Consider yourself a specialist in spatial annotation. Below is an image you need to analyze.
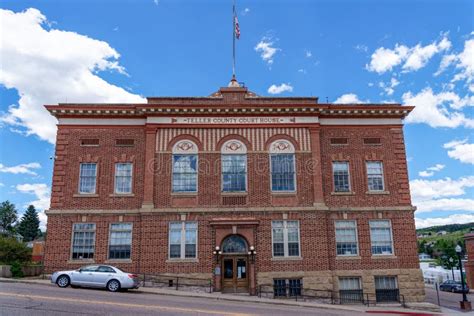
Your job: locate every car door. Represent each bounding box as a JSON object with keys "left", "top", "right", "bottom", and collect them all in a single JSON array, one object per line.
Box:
[
  {"left": 94, "top": 266, "right": 116, "bottom": 287},
  {"left": 73, "top": 265, "right": 99, "bottom": 286}
]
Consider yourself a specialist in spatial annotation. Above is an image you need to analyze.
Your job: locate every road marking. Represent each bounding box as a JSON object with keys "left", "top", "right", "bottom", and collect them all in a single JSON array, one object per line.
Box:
[{"left": 0, "top": 292, "right": 254, "bottom": 316}]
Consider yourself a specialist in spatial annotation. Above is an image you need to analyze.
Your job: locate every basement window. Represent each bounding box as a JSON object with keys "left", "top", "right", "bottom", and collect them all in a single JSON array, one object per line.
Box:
[{"left": 80, "top": 139, "right": 99, "bottom": 147}]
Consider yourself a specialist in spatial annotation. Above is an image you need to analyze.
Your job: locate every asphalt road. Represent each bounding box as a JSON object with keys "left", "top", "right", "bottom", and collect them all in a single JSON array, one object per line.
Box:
[
  {"left": 0, "top": 282, "right": 370, "bottom": 316},
  {"left": 424, "top": 284, "right": 473, "bottom": 313}
]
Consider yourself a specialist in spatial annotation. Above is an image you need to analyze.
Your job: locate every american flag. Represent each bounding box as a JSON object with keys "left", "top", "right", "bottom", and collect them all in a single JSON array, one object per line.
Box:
[{"left": 234, "top": 16, "right": 240, "bottom": 39}]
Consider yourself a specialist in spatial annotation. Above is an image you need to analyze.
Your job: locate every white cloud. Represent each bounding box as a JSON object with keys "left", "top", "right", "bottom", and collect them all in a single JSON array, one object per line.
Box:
[
  {"left": 366, "top": 44, "right": 409, "bottom": 74},
  {"left": 402, "top": 87, "right": 474, "bottom": 128},
  {"left": 0, "top": 8, "right": 145, "bottom": 144},
  {"left": 411, "top": 176, "right": 474, "bottom": 200},
  {"left": 0, "top": 162, "right": 41, "bottom": 176},
  {"left": 444, "top": 139, "right": 474, "bottom": 164},
  {"left": 435, "top": 53, "right": 457, "bottom": 76},
  {"left": 379, "top": 77, "right": 400, "bottom": 96},
  {"left": 416, "top": 214, "right": 474, "bottom": 229},
  {"left": 411, "top": 176, "right": 474, "bottom": 213},
  {"left": 16, "top": 183, "right": 50, "bottom": 230},
  {"left": 153, "top": 0, "right": 159, "bottom": 6},
  {"left": 298, "top": 69, "right": 307, "bottom": 74},
  {"left": 255, "top": 37, "right": 280, "bottom": 65},
  {"left": 452, "top": 38, "right": 474, "bottom": 84},
  {"left": 366, "top": 35, "right": 451, "bottom": 74},
  {"left": 0, "top": 183, "right": 4, "bottom": 187},
  {"left": 241, "top": 8, "right": 250, "bottom": 15},
  {"left": 267, "top": 83, "right": 293, "bottom": 95},
  {"left": 403, "top": 37, "right": 451, "bottom": 72},
  {"left": 305, "top": 50, "right": 312, "bottom": 58},
  {"left": 418, "top": 164, "right": 445, "bottom": 177},
  {"left": 334, "top": 93, "right": 365, "bottom": 104}
]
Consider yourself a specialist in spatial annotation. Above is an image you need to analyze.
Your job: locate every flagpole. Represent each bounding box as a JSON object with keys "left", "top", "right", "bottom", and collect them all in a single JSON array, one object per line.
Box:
[{"left": 232, "top": 0, "right": 236, "bottom": 79}]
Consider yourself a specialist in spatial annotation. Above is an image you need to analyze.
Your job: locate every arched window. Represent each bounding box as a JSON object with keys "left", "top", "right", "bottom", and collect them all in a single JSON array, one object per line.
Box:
[
  {"left": 172, "top": 140, "right": 198, "bottom": 192},
  {"left": 221, "top": 235, "right": 248, "bottom": 254},
  {"left": 221, "top": 140, "right": 247, "bottom": 192},
  {"left": 269, "top": 140, "right": 296, "bottom": 192}
]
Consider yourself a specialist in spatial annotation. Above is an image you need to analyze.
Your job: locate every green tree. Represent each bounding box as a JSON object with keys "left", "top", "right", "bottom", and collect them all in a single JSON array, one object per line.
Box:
[
  {"left": 0, "top": 236, "right": 31, "bottom": 264},
  {"left": 17, "top": 205, "right": 40, "bottom": 242},
  {"left": 0, "top": 201, "right": 18, "bottom": 236}
]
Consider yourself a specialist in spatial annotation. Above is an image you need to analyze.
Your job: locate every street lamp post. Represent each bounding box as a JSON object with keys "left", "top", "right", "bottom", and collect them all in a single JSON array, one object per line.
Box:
[
  {"left": 455, "top": 244, "right": 472, "bottom": 311},
  {"left": 449, "top": 257, "right": 455, "bottom": 280}
]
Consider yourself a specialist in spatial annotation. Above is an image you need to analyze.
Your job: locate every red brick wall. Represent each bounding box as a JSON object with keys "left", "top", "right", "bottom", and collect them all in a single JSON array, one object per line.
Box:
[
  {"left": 50, "top": 126, "right": 146, "bottom": 210},
  {"left": 44, "top": 210, "right": 419, "bottom": 274},
  {"left": 320, "top": 126, "right": 412, "bottom": 208}
]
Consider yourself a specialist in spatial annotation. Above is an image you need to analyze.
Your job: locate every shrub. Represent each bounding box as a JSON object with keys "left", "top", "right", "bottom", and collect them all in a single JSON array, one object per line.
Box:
[
  {"left": 10, "top": 261, "right": 24, "bottom": 278},
  {"left": 0, "top": 236, "right": 31, "bottom": 265}
]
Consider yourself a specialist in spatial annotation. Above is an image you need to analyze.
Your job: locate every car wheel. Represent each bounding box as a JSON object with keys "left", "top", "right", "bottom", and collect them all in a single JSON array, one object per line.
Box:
[
  {"left": 107, "top": 279, "right": 121, "bottom": 292},
  {"left": 56, "top": 275, "right": 70, "bottom": 288},
  {"left": 452, "top": 288, "right": 455, "bottom": 293}
]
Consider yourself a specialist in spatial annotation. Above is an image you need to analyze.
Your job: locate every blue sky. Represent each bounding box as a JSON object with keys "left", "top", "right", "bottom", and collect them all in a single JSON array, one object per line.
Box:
[{"left": 0, "top": 0, "right": 473, "bottom": 229}]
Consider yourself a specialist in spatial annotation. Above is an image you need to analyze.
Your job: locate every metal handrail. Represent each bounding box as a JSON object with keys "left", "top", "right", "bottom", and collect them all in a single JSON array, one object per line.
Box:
[{"left": 139, "top": 273, "right": 213, "bottom": 293}]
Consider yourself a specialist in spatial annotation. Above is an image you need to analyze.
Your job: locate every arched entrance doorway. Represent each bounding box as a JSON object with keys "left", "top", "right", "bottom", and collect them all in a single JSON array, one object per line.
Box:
[{"left": 221, "top": 235, "right": 249, "bottom": 293}]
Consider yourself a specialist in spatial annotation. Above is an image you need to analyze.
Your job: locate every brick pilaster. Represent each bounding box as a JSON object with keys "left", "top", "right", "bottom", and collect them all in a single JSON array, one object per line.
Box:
[
  {"left": 309, "top": 126, "right": 327, "bottom": 208},
  {"left": 142, "top": 126, "right": 157, "bottom": 208}
]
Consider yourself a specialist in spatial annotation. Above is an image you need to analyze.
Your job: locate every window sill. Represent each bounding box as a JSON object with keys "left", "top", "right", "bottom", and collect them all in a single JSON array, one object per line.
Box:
[
  {"left": 73, "top": 194, "right": 99, "bottom": 198},
  {"left": 67, "top": 259, "right": 95, "bottom": 264},
  {"left": 109, "top": 193, "right": 135, "bottom": 197},
  {"left": 105, "top": 259, "right": 132, "bottom": 264},
  {"left": 366, "top": 191, "right": 390, "bottom": 195},
  {"left": 336, "top": 255, "right": 361, "bottom": 260},
  {"left": 271, "top": 256, "right": 302, "bottom": 261},
  {"left": 331, "top": 191, "right": 355, "bottom": 196},
  {"left": 166, "top": 258, "right": 199, "bottom": 263},
  {"left": 371, "top": 254, "right": 397, "bottom": 259},
  {"left": 271, "top": 191, "right": 297, "bottom": 196},
  {"left": 171, "top": 192, "right": 198, "bottom": 196},
  {"left": 221, "top": 192, "right": 248, "bottom": 196}
]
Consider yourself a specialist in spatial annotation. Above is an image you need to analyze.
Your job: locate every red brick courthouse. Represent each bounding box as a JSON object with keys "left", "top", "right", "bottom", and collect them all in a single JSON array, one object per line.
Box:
[{"left": 44, "top": 81, "right": 424, "bottom": 302}]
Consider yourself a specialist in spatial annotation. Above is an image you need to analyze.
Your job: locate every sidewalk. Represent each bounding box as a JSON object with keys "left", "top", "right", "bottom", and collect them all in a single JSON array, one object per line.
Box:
[{"left": 0, "top": 277, "right": 443, "bottom": 315}]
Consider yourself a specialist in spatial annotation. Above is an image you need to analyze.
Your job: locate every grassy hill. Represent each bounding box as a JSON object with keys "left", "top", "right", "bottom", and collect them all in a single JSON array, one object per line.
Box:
[
  {"left": 416, "top": 222, "right": 473, "bottom": 258},
  {"left": 417, "top": 222, "right": 474, "bottom": 235}
]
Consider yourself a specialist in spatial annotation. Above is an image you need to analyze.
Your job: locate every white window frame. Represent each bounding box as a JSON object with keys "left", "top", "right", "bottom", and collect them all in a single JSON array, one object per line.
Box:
[
  {"left": 332, "top": 161, "right": 351, "bottom": 192},
  {"left": 369, "top": 220, "right": 394, "bottom": 255},
  {"left": 107, "top": 222, "right": 133, "bottom": 260},
  {"left": 71, "top": 223, "right": 96, "bottom": 260},
  {"left": 172, "top": 154, "right": 198, "bottom": 193},
  {"left": 271, "top": 220, "right": 301, "bottom": 258},
  {"left": 335, "top": 220, "right": 359, "bottom": 256},
  {"left": 168, "top": 221, "right": 198, "bottom": 259},
  {"left": 366, "top": 161, "right": 385, "bottom": 192},
  {"left": 270, "top": 153, "right": 297, "bottom": 192},
  {"left": 78, "top": 163, "right": 97, "bottom": 194},
  {"left": 114, "top": 163, "right": 133, "bottom": 194},
  {"left": 221, "top": 154, "right": 248, "bottom": 192}
]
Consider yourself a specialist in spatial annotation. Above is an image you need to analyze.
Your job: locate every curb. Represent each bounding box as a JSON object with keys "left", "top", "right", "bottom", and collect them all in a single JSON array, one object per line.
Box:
[{"left": 0, "top": 278, "right": 442, "bottom": 315}]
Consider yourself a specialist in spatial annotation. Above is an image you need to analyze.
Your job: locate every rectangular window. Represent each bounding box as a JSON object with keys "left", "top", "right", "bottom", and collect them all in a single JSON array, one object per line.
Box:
[
  {"left": 108, "top": 223, "right": 132, "bottom": 259},
  {"left": 272, "top": 220, "right": 300, "bottom": 257},
  {"left": 169, "top": 222, "right": 197, "bottom": 259},
  {"left": 333, "top": 162, "right": 350, "bottom": 192},
  {"left": 363, "top": 137, "right": 381, "bottom": 145},
  {"left": 339, "top": 277, "right": 363, "bottom": 304},
  {"left": 80, "top": 139, "right": 99, "bottom": 146},
  {"left": 172, "top": 155, "right": 198, "bottom": 192},
  {"left": 367, "top": 161, "right": 385, "bottom": 191},
  {"left": 222, "top": 154, "right": 247, "bottom": 192},
  {"left": 271, "top": 154, "right": 296, "bottom": 191},
  {"left": 273, "top": 279, "right": 302, "bottom": 297},
  {"left": 370, "top": 220, "right": 393, "bottom": 255},
  {"left": 375, "top": 276, "right": 399, "bottom": 302},
  {"left": 330, "top": 138, "right": 348, "bottom": 145},
  {"left": 115, "top": 139, "right": 135, "bottom": 147},
  {"left": 335, "top": 220, "right": 358, "bottom": 256},
  {"left": 115, "top": 163, "right": 133, "bottom": 194},
  {"left": 79, "top": 163, "right": 97, "bottom": 194},
  {"left": 72, "top": 223, "right": 96, "bottom": 259}
]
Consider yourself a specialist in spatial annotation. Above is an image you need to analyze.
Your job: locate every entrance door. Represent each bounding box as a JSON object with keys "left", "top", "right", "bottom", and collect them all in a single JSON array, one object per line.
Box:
[{"left": 222, "top": 257, "right": 248, "bottom": 293}]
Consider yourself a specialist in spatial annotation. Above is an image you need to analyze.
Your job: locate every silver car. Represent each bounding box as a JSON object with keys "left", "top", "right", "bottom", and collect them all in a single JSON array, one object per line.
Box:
[{"left": 51, "top": 265, "right": 140, "bottom": 292}]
